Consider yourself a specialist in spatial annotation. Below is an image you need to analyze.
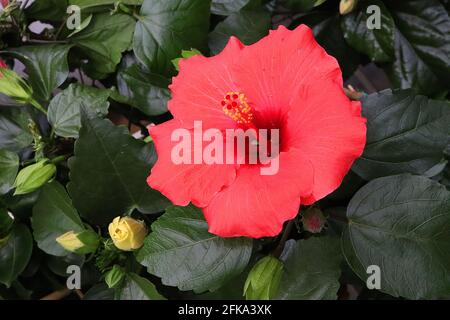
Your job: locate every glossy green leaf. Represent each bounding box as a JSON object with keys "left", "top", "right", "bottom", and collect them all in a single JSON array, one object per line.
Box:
[
  {"left": 67, "top": 115, "right": 169, "bottom": 226},
  {"left": 0, "top": 150, "right": 19, "bottom": 195},
  {"left": 48, "top": 83, "right": 111, "bottom": 138},
  {"left": 115, "top": 65, "right": 169, "bottom": 116},
  {"left": 353, "top": 90, "right": 450, "bottom": 180},
  {"left": 70, "top": 13, "right": 136, "bottom": 79},
  {"left": 208, "top": 9, "right": 271, "bottom": 55},
  {"left": 69, "top": 0, "right": 143, "bottom": 9},
  {"left": 32, "top": 181, "right": 85, "bottom": 257},
  {"left": 0, "top": 108, "right": 33, "bottom": 153},
  {"left": 115, "top": 273, "right": 166, "bottom": 300},
  {"left": 136, "top": 205, "right": 253, "bottom": 293},
  {"left": 26, "top": 0, "right": 69, "bottom": 22},
  {"left": 386, "top": 0, "right": 450, "bottom": 95},
  {"left": 133, "top": 0, "right": 210, "bottom": 75},
  {"left": 0, "top": 224, "right": 33, "bottom": 288},
  {"left": 342, "top": 174, "right": 450, "bottom": 299},
  {"left": 6, "top": 45, "right": 71, "bottom": 102},
  {"left": 284, "top": 0, "right": 327, "bottom": 12},
  {"left": 211, "top": 0, "right": 250, "bottom": 15},
  {"left": 341, "top": 0, "right": 395, "bottom": 62},
  {"left": 277, "top": 237, "right": 342, "bottom": 299}
]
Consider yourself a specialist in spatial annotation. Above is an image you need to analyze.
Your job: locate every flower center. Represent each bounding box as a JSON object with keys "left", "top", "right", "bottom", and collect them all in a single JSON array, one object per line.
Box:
[{"left": 221, "top": 92, "right": 254, "bottom": 124}]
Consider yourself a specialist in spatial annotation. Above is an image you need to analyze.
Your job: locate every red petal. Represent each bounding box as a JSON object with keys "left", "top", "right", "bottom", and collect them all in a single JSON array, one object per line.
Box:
[
  {"left": 233, "top": 25, "right": 341, "bottom": 121},
  {"left": 147, "top": 120, "right": 237, "bottom": 207},
  {"left": 286, "top": 83, "right": 366, "bottom": 204},
  {"left": 203, "top": 149, "right": 313, "bottom": 238},
  {"left": 169, "top": 37, "right": 244, "bottom": 130}
]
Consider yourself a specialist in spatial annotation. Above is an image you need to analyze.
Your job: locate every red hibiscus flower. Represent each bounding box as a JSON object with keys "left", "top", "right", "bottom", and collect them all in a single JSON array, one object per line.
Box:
[
  {"left": 1, "top": 0, "right": 8, "bottom": 8},
  {"left": 147, "top": 25, "right": 366, "bottom": 238}
]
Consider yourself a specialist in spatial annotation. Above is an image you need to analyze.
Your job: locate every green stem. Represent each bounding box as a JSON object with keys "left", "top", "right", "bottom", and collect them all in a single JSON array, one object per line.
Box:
[
  {"left": 29, "top": 98, "right": 47, "bottom": 115},
  {"left": 50, "top": 155, "right": 68, "bottom": 164}
]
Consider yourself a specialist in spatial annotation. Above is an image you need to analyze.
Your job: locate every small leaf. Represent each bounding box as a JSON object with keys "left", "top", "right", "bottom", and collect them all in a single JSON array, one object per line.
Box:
[
  {"left": 133, "top": 0, "right": 211, "bottom": 75},
  {"left": 342, "top": 174, "right": 450, "bottom": 299},
  {"left": 208, "top": 9, "right": 270, "bottom": 55},
  {"left": 277, "top": 237, "right": 342, "bottom": 300},
  {"left": 48, "top": 83, "right": 111, "bottom": 138},
  {"left": 136, "top": 205, "right": 253, "bottom": 293},
  {"left": 0, "top": 107, "right": 33, "bottom": 153},
  {"left": 0, "top": 224, "right": 33, "bottom": 288},
  {"left": 32, "top": 181, "right": 85, "bottom": 256},
  {"left": 5, "top": 45, "right": 71, "bottom": 102},
  {"left": 352, "top": 90, "right": 450, "bottom": 180},
  {"left": 115, "top": 273, "right": 166, "bottom": 300},
  {"left": 70, "top": 13, "right": 136, "bottom": 79},
  {"left": 0, "top": 150, "right": 19, "bottom": 195},
  {"left": 385, "top": 0, "right": 450, "bottom": 95},
  {"left": 341, "top": 0, "right": 395, "bottom": 62},
  {"left": 67, "top": 115, "right": 169, "bottom": 226},
  {"left": 115, "top": 65, "right": 170, "bottom": 116},
  {"left": 211, "top": 0, "right": 250, "bottom": 15}
]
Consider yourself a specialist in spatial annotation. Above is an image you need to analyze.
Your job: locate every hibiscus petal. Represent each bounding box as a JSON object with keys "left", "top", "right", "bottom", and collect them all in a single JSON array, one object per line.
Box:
[
  {"left": 233, "top": 25, "right": 341, "bottom": 121},
  {"left": 203, "top": 149, "right": 313, "bottom": 238},
  {"left": 169, "top": 37, "right": 244, "bottom": 130},
  {"left": 286, "top": 84, "right": 367, "bottom": 204},
  {"left": 147, "top": 119, "right": 237, "bottom": 207}
]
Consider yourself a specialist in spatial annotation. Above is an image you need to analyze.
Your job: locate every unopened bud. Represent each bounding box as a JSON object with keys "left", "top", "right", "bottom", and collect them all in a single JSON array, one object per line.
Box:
[
  {"left": 339, "top": 0, "right": 358, "bottom": 15},
  {"left": 302, "top": 207, "right": 327, "bottom": 233},
  {"left": 105, "top": 265, "right": 126, "bottom": 289},
  {"left": 56, "top": 230, "right": 100, "bottom": 254},
  {"left": 244, "top": 256, "right": 284, "bottom": 300},
  {"left": 14, "top": 159, "right": 56, "bottom": 195}
]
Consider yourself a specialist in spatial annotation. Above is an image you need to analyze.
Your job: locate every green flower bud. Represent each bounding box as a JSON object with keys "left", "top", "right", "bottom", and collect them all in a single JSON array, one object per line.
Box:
[
  {"left": 339, "top": 0, "right": 358, "bottom": 15},
  {"left": 244, "top": 256, "right": 284, "bottom": 300},
  {"left": 56, "top": 230, "right": 100, "bottom": 255},
  {"left": 172, "top": 48, "right": 202, "bottom": 71},
  {"left": 13, "top": 159, "right": 56, "bottom": 195},
  {"left": 302, "top": 207, "right": 327, "bottom": 233},
  {"left": 105, "top": 265, "right": 126, "bottom": 289},
  {"left": 0, "top": 67, "right": 34, "bottom": 103}
]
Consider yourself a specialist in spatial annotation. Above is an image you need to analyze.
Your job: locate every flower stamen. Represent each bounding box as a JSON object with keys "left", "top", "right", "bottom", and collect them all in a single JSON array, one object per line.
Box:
[{"left": 222, "top": 92, "right": 254, "bottom": 124}]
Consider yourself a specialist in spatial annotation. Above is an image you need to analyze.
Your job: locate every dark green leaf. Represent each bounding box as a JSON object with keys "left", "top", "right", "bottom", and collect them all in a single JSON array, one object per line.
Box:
[
  {"left": 0, "top": 224, "right": 33, "bottom": 288},
  {"left": 283, "top": 0, "right": 327, "bottom": 12},
  {"left": 48, "top": 83, "right": 111, "bottom": 138},
  {"left": 277, "top": 237, "right": 342, "bottom": 299},
  {"left": 69, "top": 0, "right": 143, "bottom": 9},
  {"left": 136, "top": 205, "right": 253, "bottom": 293},
  {"left": 67, "top": 115, "right": 169, "bottom": 226},
  {"left": 115, "top": 273, "right": 166, "bottom": 300},
  {"left": 342, "top": 174, "right": 450, "bottom": 299},
  {"left": 208, "top": 9, "right": 271, "bottom": 55},
  {"left": 0, "top": 150, "right": 19, "bottom": 195},
  {"left": 353, "top": 90, "right": 450, "bottom": 180},
  {"left": 386, "top": 0, "right": 450, "bottom": 95},
  {"left": 341, "top": 0, "right": 395, "bottom": 62},
  {"left": 133, "top": 0, "right": 210, "bottom": 75},
  {"left": 26, "top": 0, "right": 68, "bottom": 22},
  {"left": 0, "top": 107, "right": 33, "bottom": 152},
  {"left": 32, "top": 181, "right": 85, "bottom": 257},
  {"left": 70, "top": 13, "right": 136, "bottom": 79},
  {"left": 84, "top": 283, "right": 115, "bottom": 300},
  {"left": 6, "top": 45, "right": 71, "bottom": 102},
  {"left": 115, "top": 65, "right": 169, "bottom": 116},
  {"left": 211, "top": 0, "right": 250, "bottom": 15},
  {"left": 0, "top": 209, "right": 14, "bottom": 237}
]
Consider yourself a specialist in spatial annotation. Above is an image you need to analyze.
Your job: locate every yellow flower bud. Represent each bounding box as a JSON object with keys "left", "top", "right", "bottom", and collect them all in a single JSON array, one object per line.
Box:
[
  {"left": 56, "top": 230, "right": 99, "bottom": 254},
  {"left": 339, "top": 0, "right": 358, "bottom": 15},
  {"left": 108, "top": 216, "right": 147, "bottom": 251}
]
